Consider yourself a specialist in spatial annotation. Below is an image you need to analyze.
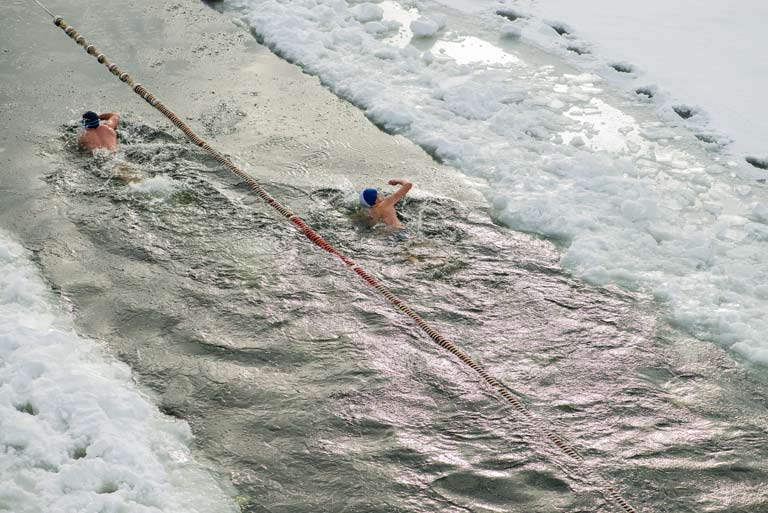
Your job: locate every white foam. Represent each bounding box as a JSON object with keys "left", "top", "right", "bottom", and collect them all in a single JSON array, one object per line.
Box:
[
  {"left": 0, "top": 230, "right": 238, "bottom": 512},
  {"left": 128, "top": 175, "right": 178, "bottom": 197},
  {"left": 225, "top": 0, "right": 768, "bottom": 364}
]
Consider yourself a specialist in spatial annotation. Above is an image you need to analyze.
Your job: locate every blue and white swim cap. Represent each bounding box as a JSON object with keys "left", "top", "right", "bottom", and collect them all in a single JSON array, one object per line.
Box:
[
  {"left": 82, "top": 111, "right": 99, "bottom": 129},
  {"left": 359, "top": 188, "right": 378, "bottom": 207}
]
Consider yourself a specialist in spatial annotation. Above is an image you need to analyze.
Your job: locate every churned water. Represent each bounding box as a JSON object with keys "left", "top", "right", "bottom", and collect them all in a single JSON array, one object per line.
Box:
[
  {"left": 221, "top": 0, "right": 768, "bottom": 366},
  {"left": 3, "top": 0, "right": 768, "bottom": 511},
  {"left": 39, "top": 122, "right": 768, "bottom": 512}
]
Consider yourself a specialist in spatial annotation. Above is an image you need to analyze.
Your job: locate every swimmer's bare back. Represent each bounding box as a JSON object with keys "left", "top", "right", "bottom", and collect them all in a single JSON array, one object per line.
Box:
[
  {"left": 78, "top": 112, "right": 120, "bottom": 151},
  {"left": 369, "top": 179, "right": 412, "bottom": 228}
]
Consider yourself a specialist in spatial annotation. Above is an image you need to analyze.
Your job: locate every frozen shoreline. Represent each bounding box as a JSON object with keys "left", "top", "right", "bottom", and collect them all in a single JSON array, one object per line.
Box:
[
  {"left": 435, "top": 0, "right": 768, "bottom": 167},
  {"left": 2, "top": 0, "right": 768, "bottom": 510},
  {"left": 0, "top": 0, "right": 484, "bottom": 510},
  {"left": 0, "top": 230, "right": 238, "bottom": 513},
  {"left": 223, "top": 0, "right": 768, "bottom": 364}
]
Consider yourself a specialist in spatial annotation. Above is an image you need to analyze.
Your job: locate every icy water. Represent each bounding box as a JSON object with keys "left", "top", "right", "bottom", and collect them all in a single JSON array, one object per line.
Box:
[
  {"left": 3, "top": 0, "right": 768, "bottom": 512},
  {"left": 38, "top": 122, "right": 768, "bottom": 512},
  {"left": 221, "top": 0, "right": 768, "bottom": 366}
]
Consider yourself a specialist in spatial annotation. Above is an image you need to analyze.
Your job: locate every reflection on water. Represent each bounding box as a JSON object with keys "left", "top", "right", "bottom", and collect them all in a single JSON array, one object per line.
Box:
[
  {"left": 379, "top": 0, "right": 671, "bottom": 161},
  {"left": 431, "top": 37, "right": 520, "bottom": 66},
  {"left": 39, "top": 123, "right": 768, "bottom": 513},
  {"left": 380, "top": 1, "right": 519, "bottom": 67},
  {"left": 380, "top": 0, "right": 419, "bottom": 47},
  {"left": 553, "top": 81, "right": 708, "bottom": 172},
  {"left": 562, "top": 97, "right": 645, "bottom": 153}
]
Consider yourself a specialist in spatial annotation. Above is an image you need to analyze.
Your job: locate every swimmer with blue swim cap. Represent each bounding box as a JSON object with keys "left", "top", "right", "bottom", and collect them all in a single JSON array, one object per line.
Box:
[
  {"left": 359, "top": 179, "right": 412, "bottom": 228},
  {"left": 78, "top": 110, "right": 121, "bottom": 151}
]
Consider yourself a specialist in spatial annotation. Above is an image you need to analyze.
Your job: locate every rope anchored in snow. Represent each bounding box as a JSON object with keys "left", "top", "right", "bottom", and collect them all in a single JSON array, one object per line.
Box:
[{"left": 38, "top": 6, "right": 639, "bottom": 513}]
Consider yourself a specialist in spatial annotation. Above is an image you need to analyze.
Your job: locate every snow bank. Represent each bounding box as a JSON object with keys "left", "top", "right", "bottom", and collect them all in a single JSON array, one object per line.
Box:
[
  {"left": 223, "top": 0, "right": 768, "bottom": 364},
  {"left": 437, "top": 0, "right": 768, "bottom": 162},
  {"left": 0, "top": 230, "right": 238, "bottom": 512}
]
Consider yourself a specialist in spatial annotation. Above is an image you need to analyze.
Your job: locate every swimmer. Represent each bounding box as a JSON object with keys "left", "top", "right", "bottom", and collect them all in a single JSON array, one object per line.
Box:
[
  {"left": 78, "top": 111, "right": 120, "bottom": 151},
  {"left": 359, "top": 179, "right": 412, "bottom": 228}
]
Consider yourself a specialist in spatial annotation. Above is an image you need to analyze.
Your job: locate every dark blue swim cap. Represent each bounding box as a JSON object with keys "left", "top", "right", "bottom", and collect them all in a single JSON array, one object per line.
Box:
[
  {"left": 82, "top": 111, "right": 99, "bottom": 129},
  {"left": 360, "top": 188, "right": 378, "bottom": 207}
]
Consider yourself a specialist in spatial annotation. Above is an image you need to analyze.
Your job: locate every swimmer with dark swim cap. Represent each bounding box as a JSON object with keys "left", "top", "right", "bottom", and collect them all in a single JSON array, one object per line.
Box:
[
  {"left": 82, "top": 111, "right": 100, "bottom": 129},
  {"left": 78, "top": 110, "right": 121, "bottom": 151},
  {"left": 359, "top": 179, "right": 412, "bottom": 228}
]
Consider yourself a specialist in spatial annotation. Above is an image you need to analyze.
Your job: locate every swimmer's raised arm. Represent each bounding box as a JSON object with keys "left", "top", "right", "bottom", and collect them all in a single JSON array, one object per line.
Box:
[
  {"left": 382, "top": 179, "right": 412, "bottom": 206},
  {"left": 99, "top": 112, "right": 120, "bottom": 129}
]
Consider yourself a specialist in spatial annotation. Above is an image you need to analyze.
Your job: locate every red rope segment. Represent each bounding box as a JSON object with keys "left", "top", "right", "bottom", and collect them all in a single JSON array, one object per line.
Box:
[{"left": 52, "top": 16, "right": 639, "bottom": 513}]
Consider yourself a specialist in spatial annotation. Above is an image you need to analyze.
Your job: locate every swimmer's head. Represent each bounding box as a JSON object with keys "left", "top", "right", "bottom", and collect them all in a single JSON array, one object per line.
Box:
[
  {"left": 82, "top": 111, "right": 99, "bottom": 129},
  {"left": 359, "top": 188, "right": 378, "bottom": 207}
]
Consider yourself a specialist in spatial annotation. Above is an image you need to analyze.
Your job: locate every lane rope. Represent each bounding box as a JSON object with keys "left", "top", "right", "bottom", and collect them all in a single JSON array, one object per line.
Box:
[{"left": 32, "top": 4, "right": 640, "bottom": 512}]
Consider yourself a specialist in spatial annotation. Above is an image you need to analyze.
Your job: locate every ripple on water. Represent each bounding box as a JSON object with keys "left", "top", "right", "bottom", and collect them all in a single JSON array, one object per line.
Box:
[{"left": 38, "top": 122, "right": 768, "bottom": 512}]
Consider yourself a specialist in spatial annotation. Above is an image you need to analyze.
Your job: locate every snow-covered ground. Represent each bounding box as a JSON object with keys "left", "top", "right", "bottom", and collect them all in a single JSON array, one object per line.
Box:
[
  {"left": 0, "top": 230, "right": 237, "bottom": 513},
  {"left": 435, "top": 0, "right": 768, "bottom": 165},
  {"left": 225, "top": 0, "right": 768, "bottom": 365}
]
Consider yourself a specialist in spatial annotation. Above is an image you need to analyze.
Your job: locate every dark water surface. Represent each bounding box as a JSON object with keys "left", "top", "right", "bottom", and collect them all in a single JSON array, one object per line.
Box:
[
  {"left": 39, "top": 122, "right": 768, "bottom": 513},
  {"left": 2, "top": 0, "right": 768, "bottom": 512}
]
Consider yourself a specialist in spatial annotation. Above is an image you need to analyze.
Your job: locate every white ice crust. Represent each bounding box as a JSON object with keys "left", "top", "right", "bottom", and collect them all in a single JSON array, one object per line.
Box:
[
  {"left": 225, "top": 0, "right": 768, "bottom": 364},
  {"left": 437, "top": 0, "right": 768, "bottom": 160},
  {"left": 0, "top": 231, "right": 238, "bottom": 512}
]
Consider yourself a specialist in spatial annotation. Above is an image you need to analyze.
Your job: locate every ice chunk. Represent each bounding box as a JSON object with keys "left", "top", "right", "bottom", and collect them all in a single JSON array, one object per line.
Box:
[
  {"left": 384, "top": 19, "right": 402, "bottom": 31},
  {"left": 374, "top": 48, "right": 398, "bottom": 60},
  {"left": 365, "top": 21, "right": 387, "bottom": 34},
  {"left": 410, "top": 17, "right": 441, "bottom": 38},
  {"left": 351, "top": 3, "right": 384, "bottom": 23},
  {"left": 750, "top": 203, "right": 768, "bottom": 224},
  {"left": 500, "top": 23, "right": 522, "bottom": 39},
  {"left": 621, "top": 199, "right": 657, "bottom": 222}
]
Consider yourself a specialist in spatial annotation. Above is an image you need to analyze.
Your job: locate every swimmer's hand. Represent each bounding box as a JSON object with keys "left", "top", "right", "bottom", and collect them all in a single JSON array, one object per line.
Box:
[{"left": 382, "top": 179, "right": 413, "bottom": 206}]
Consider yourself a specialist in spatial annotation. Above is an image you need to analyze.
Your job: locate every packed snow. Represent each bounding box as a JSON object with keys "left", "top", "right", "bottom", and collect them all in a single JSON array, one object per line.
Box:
[
  {"left": 0, "top": 230, "right": 238, "bottom": 512},
  {"left": 224, "top": 0, "right": 768, "bottom": 365},
  {"left": 434, "top": 0, "right": 768, "bottom": 165}
]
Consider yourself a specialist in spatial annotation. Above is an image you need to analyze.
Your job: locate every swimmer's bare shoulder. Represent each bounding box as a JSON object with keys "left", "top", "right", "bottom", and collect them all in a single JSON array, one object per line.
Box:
[
  {"left": 360, "top": 179, "right": 412, "bottom": 229},
  {"left": 77, "top": 111, "right": 120, "bottom": 151}
]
